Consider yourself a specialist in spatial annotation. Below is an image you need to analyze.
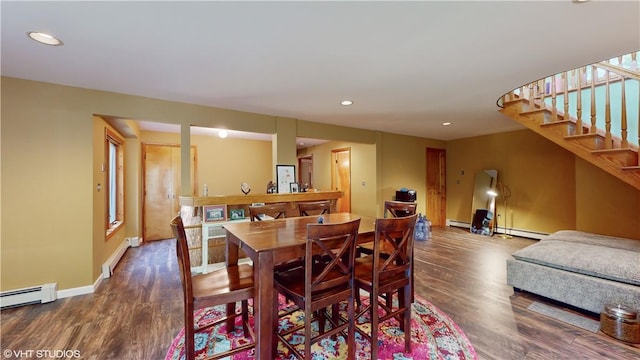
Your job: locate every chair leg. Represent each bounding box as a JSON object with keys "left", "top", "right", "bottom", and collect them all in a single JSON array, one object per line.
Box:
[
  {"left": 370, "top": 291, "right": 379, "bottom": 360},
  {"left": 403, "top": 285, "right": 412, "bottom": 352},
  {"left": 318, "top": 309, "right": 326, "bottom": 336},
  {"left": 226, "top": 303, "right": 235, "bottom": 333},
  {"left": 347, "top": 293, "right": 356, "bottom": 360},
  {"left": 185, "top": 311, "right": 196, "bottom": 360},
  {"left": 241, "top": 300, "right": 250, "bottom": 336},
  {"left": 305, "top": 307, "right": 312, "bottom": 360},
  {"left": 397, "top": 290, "right": 405, "bottom": 331}
]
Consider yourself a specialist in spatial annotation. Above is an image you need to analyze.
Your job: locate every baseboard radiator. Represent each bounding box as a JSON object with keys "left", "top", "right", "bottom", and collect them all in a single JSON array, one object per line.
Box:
[
  {"left": 102, "top": 237, "right": 140, "bottom": 279},
  {"left": 0, "top": 283, "right": 57, "bottom": 309},
  {"left": 446, "top": 219, "right": 548, "bottom": 240}
]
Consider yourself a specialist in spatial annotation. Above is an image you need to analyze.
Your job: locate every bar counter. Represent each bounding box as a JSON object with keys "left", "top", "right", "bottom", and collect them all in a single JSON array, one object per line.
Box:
[
  {"left": 179, "top": 189, "right": 343, "bottom": 207},
  {"left": 178, "top": 190, "right": 343, "bottom": 267}
]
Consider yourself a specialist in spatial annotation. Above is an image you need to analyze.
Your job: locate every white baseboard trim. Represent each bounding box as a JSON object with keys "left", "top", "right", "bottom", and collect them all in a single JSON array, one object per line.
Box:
[
  {"left": 56, "top": 270, "right": 106, "bottom": 300},
  {"left": 447, "top": 219, "right": 470, "bottom": 228},
  {"left": 57, "top": 284, "right": 96, "bottom": 299},
  {"left": 446, "top": 219, "right": 548, "bottom": 240},
  {"left": 128, "top": 236, "right": 142, "bottom": 247},
  {"left": 494, "top": 227, "right": 548, "bottom": 240},
  {"left": 102, "top": 238, "right": 132, "bottom": 279}
]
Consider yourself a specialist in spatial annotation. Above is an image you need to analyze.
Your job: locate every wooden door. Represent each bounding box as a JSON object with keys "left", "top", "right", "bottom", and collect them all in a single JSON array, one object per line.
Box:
[
  {"left": 143, "top": 144, "right": 196, "bottom": 241},
  {"left": 331, "top": 148, "right": 351, "bottom": 213},
  {"left": 298, "top": 155, "right": 313, "bottom": 189},
  {"left": 426, "top": 148, "right": 446, "bottom": 226}
]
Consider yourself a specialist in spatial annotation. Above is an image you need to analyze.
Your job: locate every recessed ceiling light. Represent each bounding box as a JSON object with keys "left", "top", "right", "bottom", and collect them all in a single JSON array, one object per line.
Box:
[
  {"left": 442, "top": 122, "right": 452, "bottom": 126},
  {"left": 218, "top": 130, "right": 228, "bottom": 138},
  {"left": 27, "top": 31, "right": 63, "bottom": 46},
  {"left": 340, "top": 100, "right": 353, "bottom": 106}
]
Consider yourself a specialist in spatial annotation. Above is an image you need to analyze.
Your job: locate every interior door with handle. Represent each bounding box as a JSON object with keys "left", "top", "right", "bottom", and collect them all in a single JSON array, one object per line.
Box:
[{"left": 331, "top": 148, "right": 351, "bottom": 213}]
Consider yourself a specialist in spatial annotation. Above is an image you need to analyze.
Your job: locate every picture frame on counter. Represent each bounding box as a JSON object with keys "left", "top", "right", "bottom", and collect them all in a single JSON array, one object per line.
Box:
[
  {"left": 276, "top": 165, "right": 296, "bottom": 194},
  {"left": 290, "top": 182, "right": 299, "bottom": 193},
  {"left": 203, "top": 204, "right": 227, "bottom": 223},
  {"left": 229, "top": 208, "right": 245, "bottom": 220}
]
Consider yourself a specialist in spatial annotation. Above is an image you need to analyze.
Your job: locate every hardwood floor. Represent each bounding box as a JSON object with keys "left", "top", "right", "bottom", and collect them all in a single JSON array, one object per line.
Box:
[
  {"left": 413, "top": 227, "right": 640, "bottom": 360},
  {"left": 1, "top": 226, "right": 639, "bottom": 359}
]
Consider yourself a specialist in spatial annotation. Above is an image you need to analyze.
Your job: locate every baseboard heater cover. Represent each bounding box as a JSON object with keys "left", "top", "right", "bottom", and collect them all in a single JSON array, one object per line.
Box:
[
  {"left": 0, "top": 283, "right": 57, "bottom": 309},
  {"left": 102, "top": 238, "right": 133, "bottom": 279},
  {"left": 446, "top": 219, "right": 547, "bottom": 240}
]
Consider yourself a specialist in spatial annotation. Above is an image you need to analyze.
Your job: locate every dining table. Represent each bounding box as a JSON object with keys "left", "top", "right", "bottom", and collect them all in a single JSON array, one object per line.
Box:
[{"left": 224, "top": 212, "right": 376, "bottom": 359}]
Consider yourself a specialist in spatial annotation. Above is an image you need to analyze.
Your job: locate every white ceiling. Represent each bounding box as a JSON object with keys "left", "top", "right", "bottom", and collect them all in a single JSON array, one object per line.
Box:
[{"left": 2, "top": 1, "right": 639, "bottom": 142}]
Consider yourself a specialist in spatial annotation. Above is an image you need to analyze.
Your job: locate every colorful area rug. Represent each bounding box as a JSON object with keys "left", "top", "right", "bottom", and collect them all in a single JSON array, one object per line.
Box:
[{"left": 165, "top": 293, "right": 477, "bottom": 359}]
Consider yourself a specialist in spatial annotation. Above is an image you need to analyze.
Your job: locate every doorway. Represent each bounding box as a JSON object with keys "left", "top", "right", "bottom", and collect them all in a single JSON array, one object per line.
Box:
[
  {"left": 331, "top": 148, "right": 351, "bottom": 213},
  {"left": 298, "top": 155, "right": 313, "bottom": 189},
  {"left": 426, "top": 147, "right": 446, "bottom": 226}
]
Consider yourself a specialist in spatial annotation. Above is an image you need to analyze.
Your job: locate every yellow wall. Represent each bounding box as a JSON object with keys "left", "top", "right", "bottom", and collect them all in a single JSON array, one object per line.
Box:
[
  {"left": 575, "top": 158, "right": 640, "bottom": 239},
  {"left": 446, "top": 129, "right": 639, "bottom": 239},
  {"left": 380, "top": 133, "right": 446, "bottom": 216},
  {"left": 1, "top": 79, "right": 95, "bottom": 289}
]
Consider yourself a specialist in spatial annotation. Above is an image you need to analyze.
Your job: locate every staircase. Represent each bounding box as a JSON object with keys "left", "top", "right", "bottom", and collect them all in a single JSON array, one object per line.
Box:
[{"left": 498, "top": 52, "right": 640, "bottom": 191}]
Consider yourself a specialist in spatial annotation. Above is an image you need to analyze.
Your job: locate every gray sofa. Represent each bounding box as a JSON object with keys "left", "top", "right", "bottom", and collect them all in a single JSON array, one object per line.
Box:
[{"left": 506, "top": 230, "right": 640, "bottom": 314}]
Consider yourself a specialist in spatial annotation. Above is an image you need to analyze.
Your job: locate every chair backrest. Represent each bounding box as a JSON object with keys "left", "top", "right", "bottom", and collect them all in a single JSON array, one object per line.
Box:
[
  {"left": 305, "top": 219, "right": 361, "bottom": 296},
  {"left": 298, "top": 200, "right": 331, "bottom": 217},
  {"left": 384, "top": 200, "right": 417, "bottom": 218},
  {"left": 170, "top": 215, "right": 193, "bottom": 308},
  {"left": 373, "top": 214, "right": 417, "bottom": 283},
  {"left": 248, "top": 203, "right": 287, "bottom": 221}
]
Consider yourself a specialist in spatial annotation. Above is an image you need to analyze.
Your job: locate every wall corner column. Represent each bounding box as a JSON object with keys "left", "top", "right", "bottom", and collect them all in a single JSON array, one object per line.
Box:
[
  {"left": 180, "top": 123, "right": 192, "bottom": 196},
  {"left": 272, "top": 117, "right": 298, "bottom": 178}
]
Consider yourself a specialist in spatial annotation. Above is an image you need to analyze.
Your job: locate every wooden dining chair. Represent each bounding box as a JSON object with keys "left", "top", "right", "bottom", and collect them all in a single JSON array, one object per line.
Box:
[
  {"left": 384, "top": 200, "right": 417, "bottom": 218},
  {"left": 297, "top": 200, "right": 331, "bottom": 217},
  {"left": 170, "top": 216, "right": 255, "bottom": 360},
  {"left": 272, "top": 218, "right": 361, "bottom": 360},
  {"left": 248, "top": 202, "right": 287, "bottom": 221},
  {"left": 248, "top": 202, "right": 303, "bottom": 273},
  {"left": 357, "top": 200, "right": 417, "bottom": 257},
  {"left": 354, "top": 214, "right": 417, "bottom": 360}
]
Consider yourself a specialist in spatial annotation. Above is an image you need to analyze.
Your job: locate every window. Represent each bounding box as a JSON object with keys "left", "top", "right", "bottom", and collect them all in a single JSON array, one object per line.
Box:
[{"left": 105, "top": 128, "right": 124, "bottom": 237}]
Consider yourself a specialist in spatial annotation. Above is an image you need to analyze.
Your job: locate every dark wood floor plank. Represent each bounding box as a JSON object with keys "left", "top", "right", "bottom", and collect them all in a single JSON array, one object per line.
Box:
[{"left": 1, "top": 226, "right": 638, "bottom": 359}]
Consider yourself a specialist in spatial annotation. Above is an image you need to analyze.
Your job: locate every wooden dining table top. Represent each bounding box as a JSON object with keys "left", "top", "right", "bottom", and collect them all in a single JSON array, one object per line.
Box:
[{"left": 223, "top": 212, "right": 377, "bottom": 252}]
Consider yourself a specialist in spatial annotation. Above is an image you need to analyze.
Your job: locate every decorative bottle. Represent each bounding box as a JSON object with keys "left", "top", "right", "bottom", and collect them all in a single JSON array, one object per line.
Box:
[{"left": 203, "top": 184, "right": 208, "bottom": 196}]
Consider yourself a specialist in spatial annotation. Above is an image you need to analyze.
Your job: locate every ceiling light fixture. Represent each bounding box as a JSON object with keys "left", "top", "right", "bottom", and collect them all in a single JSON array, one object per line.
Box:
[
  {"left": 340, "top": 100, "right": 353, "bottom": 106},
  {"left": 27, "top": 31, "right": 63, "bottom": 46},
  {"left": 218, "top": 130, "right": 228, "bottom": 139},
  {"left": 442, "top": 122, "right": 452, "bottom": 126}
]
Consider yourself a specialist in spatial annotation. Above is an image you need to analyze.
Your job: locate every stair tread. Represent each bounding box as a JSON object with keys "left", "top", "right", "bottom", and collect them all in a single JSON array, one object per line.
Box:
[
  {"left": 591, "top": 148, "right": 638, "bottom": 154},
  {"left": 566, "top": 133, "right": 603, "bottom": 139}
]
